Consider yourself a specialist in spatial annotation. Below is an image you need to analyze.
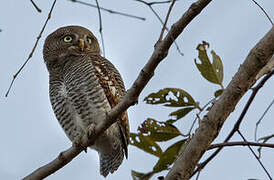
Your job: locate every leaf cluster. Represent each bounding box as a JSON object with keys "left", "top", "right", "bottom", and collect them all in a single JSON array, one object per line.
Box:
[{"left": 130, "top": 42, "right": 225, "bottom": 179}]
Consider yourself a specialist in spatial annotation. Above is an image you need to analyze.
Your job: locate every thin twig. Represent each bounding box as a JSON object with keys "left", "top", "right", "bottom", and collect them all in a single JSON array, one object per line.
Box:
[
  {"left": 258, "top": 134, "right": 274, "bottom": 142},
  {"left": 5, "top": 0, "right": 57, "bottom": 97},
  {"left": 237, "top": 130, "right": 272, "bottom": 180},
  {"left": 136, "top": 0, "right": 180, "bottom": 6},
  {"left": 69, "top": 0, "right": 146, "bottom": 21},
  {"left": 136, "top": 0, "right": 184, "bottom": 56},
  {"left": 191, "top": 68, "right": 274, "bottom": 178},
  {"left": 187, "top": 98, "right": 215, "bottom": 136},
  {"left": 257, "top": 133, "right": 274, "bottom": 158},
  {"left": 195, "top": 170, "right": 201, "bottom": 180},
  {"left": 30, "top": 0, "right": 42, "bottom": 13},
  {"left": 209, "top": 141, "right": 274, "bottom": 150},
  {"left": 159, "top": 0, "right": 176, "bottom": 41},
  {"left": 255, "top": 98, "right": 274, "bottom": 141},
  {"left": 94, "top": 0, "right": 105, "bottom": 57},
  {"left": 134, "top": 0, "right": 177, "bottom": 6},
  {"left": 251, "top": 0, "right": 273, "bottom": 26}
]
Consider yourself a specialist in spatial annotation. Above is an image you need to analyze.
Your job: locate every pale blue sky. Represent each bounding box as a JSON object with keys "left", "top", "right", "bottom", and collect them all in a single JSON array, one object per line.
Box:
[{"left": 0, "top": 0, "right": 273, "bottom": 179}]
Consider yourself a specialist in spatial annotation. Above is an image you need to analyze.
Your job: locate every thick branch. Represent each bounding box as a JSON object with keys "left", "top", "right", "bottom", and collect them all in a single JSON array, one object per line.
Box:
[
  {"left": 23, "top": 0, "right": 212, "bottom": 179},
  {"left": 209, "top": 141, "right": 274, "bottom": 150},
  {"left": 256, "top": 55, "right": 274, "bottom": 80},
  {"left": 165, "top": 27, "right": 274, "bottom": 180}
]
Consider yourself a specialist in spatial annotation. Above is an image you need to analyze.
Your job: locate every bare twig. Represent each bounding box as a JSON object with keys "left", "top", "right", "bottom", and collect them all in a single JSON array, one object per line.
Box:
[
  {"left": 190, "top": 68, "right": 274, "bottom": 178},
  {"left": 5, "top": 0, "right": 57, "bottom": 97},
  {"left": 30, "top": 0, "right": 42, "bottom": 13},
  {"left": 23, "top": 0, "right": 212, "bottom": 178},
  {"left": 159, "top": 0, "right": 176, "bottom": 41},
  {"left": 135, "top": 0, "right": 184, "bottom": 56},
  {"left": 251, "top": 0, "right": 273, "bottom": 26},
  {"left": 94, "top": 0, "right": 105, "bottom": 57},
  {"left": 208, "top": 141, "right": 274, "bottom": 150},
  {"left": 255, "top": 98, "right": 274, "bottom": 141},
  {"left": 69, "top": 0, "right": 146, "bottom": 21},
  {"left": 187, "top": 98, "right": 215, "bottom": 136},
  {"left": 138, "top": 0, "right": 179, "bottom": 6},
  {"left": 195, "top": 170, "right": 201, "bottom": 180},
  {"left": 258, "top": 134, "right": 274, "bottom": 142},
  {"left": 258, "top": 134, "right": 274, "bottom": 158},
  {"left": 237, "top": 130, "right": 272, "bottom": 179},
  {"left": 134, "top": 0, "right": 178, "bottom": 6}
]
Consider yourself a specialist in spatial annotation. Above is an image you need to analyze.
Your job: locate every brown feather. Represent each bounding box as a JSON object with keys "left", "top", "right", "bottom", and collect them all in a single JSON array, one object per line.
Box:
[{"left": 89, "top": 54, "right": 129, "bottom": 157}]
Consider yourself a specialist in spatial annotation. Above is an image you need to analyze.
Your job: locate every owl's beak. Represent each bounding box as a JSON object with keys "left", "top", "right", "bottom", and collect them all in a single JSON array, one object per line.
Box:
[{"left": 79, "top": 39, "right": 85, "bottom": 52}]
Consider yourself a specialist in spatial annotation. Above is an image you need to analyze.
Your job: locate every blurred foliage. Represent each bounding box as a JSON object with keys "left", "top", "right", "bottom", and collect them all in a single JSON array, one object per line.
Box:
[{"left": 130, "top": 42, "right": 224, "bottom": 179}]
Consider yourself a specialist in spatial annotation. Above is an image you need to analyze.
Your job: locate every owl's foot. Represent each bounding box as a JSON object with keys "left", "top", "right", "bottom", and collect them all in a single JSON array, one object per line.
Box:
[
  {"left": 73, "top": 134, "right": 87, "bottom": 153},
  {"left": 87, "top": 123, "right": 96, "bottom": 138}
]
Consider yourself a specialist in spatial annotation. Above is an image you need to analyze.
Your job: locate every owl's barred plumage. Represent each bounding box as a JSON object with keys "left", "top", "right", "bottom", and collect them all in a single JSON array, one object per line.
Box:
[{"left": 43, "top": 25, "right": 129, "bottom": 177}]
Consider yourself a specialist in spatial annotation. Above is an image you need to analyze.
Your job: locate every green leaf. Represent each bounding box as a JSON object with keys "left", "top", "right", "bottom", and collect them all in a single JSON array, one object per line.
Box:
[
  {"left": 195, "top": 41, "right": 224, "bottom": 87},
  {"left": 130, "top": 133, "right": 162, "bottom": 157},
  {"left": 138, "top": 118, "right": 181, "bottom": 142},
  {"left": 153, "top": 139, "right": 187, "bottom": 173},
  {"left": 211, "top": 50, "right": 224, "bottom": 85},
  {"left": 214, "top": 89, "right": 223, "bottom": 97},
  {"left": 144, "top": 88, "right": 197, "bottom": 108},
  {"left": 131, "top": 170, "right": 154, "bottom": 180},
  {"left": 169, "top": 107, "right": 195, "bottom": 120}
]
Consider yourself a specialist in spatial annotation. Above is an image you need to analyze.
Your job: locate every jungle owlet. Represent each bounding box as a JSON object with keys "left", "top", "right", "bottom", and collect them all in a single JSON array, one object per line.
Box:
[{"left": 43, "top": 25, "right": 129, "bottom": 177}]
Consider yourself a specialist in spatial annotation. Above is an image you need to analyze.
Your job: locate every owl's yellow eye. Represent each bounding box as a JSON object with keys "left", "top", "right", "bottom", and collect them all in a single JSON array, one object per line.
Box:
[
  {"left": 63, "top": 36, "right": 73, "bottom": 42},
  {"left": 87, "top": 37, "right": 93, "bottom": 44}
]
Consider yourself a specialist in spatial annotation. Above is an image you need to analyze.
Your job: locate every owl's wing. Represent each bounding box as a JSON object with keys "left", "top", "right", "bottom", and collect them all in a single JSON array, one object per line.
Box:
[{"left": 90, "top": 54, "right": 129, "bottom": 158}]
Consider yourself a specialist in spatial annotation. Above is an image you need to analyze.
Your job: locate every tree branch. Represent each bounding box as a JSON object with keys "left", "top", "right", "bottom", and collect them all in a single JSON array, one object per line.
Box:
[
  {"left": 255, "top": 55, "right": 274, "bottom": 80},
  {"left": 208, "top": 141, "right": 274, "bottom": 150},
  {"left": 165, "top": 26, "right": 274, "bottom": 180},
  {"left": 22, "top": 0, "right": 212, "bottom": 179}
]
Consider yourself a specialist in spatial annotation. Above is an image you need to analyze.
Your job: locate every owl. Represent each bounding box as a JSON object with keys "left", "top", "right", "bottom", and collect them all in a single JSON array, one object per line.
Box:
[{"left": 43, "top": 25, "right": 129, "bottom": 177}]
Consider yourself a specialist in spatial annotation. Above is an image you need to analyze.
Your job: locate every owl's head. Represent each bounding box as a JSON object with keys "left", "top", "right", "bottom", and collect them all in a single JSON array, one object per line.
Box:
[{"left": 43, "top": 25, "right": 100, "bottom": 70}]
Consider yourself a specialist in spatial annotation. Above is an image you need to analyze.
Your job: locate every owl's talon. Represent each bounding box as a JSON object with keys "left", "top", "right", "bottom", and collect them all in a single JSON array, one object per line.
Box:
[
  {"left": 87, "top": 123, "right": 96, "bottom": 138},
  {"left": 73, "top": 135, "right": 86, "bottom": 152}
]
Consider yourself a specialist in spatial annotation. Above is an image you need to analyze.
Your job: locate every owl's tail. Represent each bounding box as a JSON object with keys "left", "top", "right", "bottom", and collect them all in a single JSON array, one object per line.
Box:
[{"left": 99, "top": 144, "right": 124, "bottom": 177}]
